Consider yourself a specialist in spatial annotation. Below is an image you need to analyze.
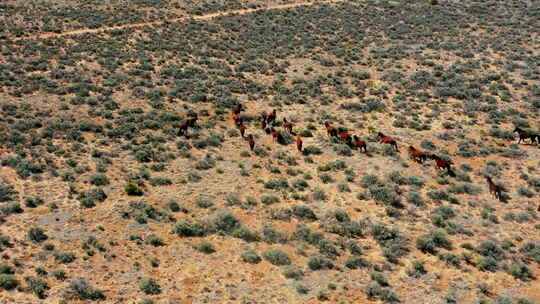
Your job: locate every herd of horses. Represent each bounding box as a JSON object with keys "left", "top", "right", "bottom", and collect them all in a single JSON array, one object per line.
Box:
[{"left": 178, "top": 104, "right": 540, "bottom": 203}]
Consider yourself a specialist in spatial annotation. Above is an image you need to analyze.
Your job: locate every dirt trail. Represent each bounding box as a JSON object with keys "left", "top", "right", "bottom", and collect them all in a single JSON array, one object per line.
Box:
[{"left": 12, "top": 0, "right": 348, "bottom": 41}]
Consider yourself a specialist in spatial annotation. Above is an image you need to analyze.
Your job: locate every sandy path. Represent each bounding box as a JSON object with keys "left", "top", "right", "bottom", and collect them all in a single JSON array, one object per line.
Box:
[{"left": 11, "top": 0, "right": 348, "bottom": 41}]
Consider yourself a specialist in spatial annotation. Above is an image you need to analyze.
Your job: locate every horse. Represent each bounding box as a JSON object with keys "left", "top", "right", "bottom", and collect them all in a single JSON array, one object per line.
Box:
[
  {"left": 408, "top": 146, "right": 428, "bottom": 163},
  {"left": 248, "top": 134, "right": 255, "bottom": 151},
  {"left": 178, "top": 121, "right": 189, "bottom": 137},
  {"left": 233, "top": 103, "right": 244, "bottom": 115},
  {"left": 296, "top": 135, "right": 303, "bottom": 152},
  {"left": 187, "top": 113, "right": 198, "bottom": 127},
  {"left": 261, "top": 114, "right": 267, "bottom": 130},
  {"left": 270, "top": 127, "right": 280, "bottom": 142},
  {"left": 267, "top": 109, "right": 277, "bottom": 125},
  {"left": 352, "top": 135, "right": 367, "bottom": 153},
  {"left": 283, "top": 117, "right": 295, "bottom": 134},
  {"left": 324, "top": 122, "right": 338, "bottom": 138},
  {"left": 238, "top": 123, "right": 246, "bottom": 138},
  {"left": 377, "top": 132, "right": 398, "bottom": 151},
  {"left": 513, "top": 127, "right": 538, "bottom": 144},
  {"left": 339, "top": 131, "right": 353, "bottom": 147},
  {"left": 429, "top": 154, "right": 453, "bottom": 174},
  {"left": 486, "top": 176, "right": 506, "bottom": 202}
]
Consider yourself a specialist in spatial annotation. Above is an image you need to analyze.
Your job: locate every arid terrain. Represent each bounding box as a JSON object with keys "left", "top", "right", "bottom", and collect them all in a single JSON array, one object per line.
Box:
[{"left": 0, "top": 0, "right": 539, "bottom": 303}]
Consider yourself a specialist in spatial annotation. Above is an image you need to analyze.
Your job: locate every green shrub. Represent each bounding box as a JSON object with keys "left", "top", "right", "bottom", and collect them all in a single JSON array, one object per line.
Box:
[
  {"left": 282, "top": 266, "right": 304, "bottom": 280},
  {"left": 90, "top": 174, "right": 109, "bottom": 186},
  {"left": 52, "top": 270, "right": 66, "bottom": 280},
  {"left": 507, "top": 262, "right": 533, "bottom": 281},
  {"left": 0, "top": 274, "right": 18, "bottom": 290},
  {"left": 54, "top": 252, "right": 76, "bottom": 264},
  {"left": 241, "top": 249, "right": 261, "bottom": 264},
  {"left": 345, "top": 256, "right": 370, "bottom": 269},
  {"left": 261, "top": 195, "right": 280, "bottom": 205},
  {"left": 196, "top": 241, "right": 215, "bottom": 254},
  {"left": 139, "top": 278, "right": 161, "bottom": 295},
  {"left": 406, "top": 260, "right": 427, "bottom": 278},
  {"left": 28, "top": 227, "right": 48, "bottom": 243},
  {"left": 149, "top": 177, "right": 172, "bottom": 186},
  {"left": 477, "top": 257, "right": 498, "bottom": 272},
  {"left": 172, "top": 220, "right": 207, "bottom": 237},
  {"left": 25, "top": 276, "right": 48, "bottom": 299},
  {"left": 370, "top": 271, "right": 389, "bottom": 286},
  {"left": 307, "top": 255, "right": 333, "bottom": 270},
  {"left": 262, "top": 248, "right": 291, "bottom": 266},
  {"left": 124, "top": 183, "right": 144, "bottom": 196},
  {"left": 68, "top": 279, "right": 105, "bottom": 300}
]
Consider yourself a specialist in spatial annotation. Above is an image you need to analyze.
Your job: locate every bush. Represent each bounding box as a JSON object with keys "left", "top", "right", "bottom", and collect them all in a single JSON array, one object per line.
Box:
[
  {"left": 307, "top": 255, "right": 333, "bottom": 270},
  {"left": 196, "top": 240, "right": 215, "bottom": 254},
  {"left": 212, "top": 210, "right": 241, "bottom": 234},
  {"left": 241, "top": 249, "right": 261, "bottom": 264},
  {"left": 370, "top": 271, "right": 389, "bottom": 286},
  {"left": 68, "top": 279, "right": 105, "bottom": 300},
  {"left": 476, "top": 240, "right": 504, "bottom": 261},
  {"left": 25, "top": 276, "right": 48, "bottom": 299},
  {"left": 282, "top": 266, "right": 304, "bottom": 280},
  {"left": 302, "top": 145, "right": 322, "bottom": 156},
  {"left": 124, "top": 183, "right": 144, "bottom": 196},
  {"left": 345, "top": 256, "right": 370, "bottom": 269},
  {"left": 407, "top": 260, "right": 427, "bottom": 278},
  {"left": 28, "top": 227, "right": 48, "bottom": 243},
  {"left": 477, "top": 257, "right": 498, "bottom": 272},
  {"left": 262, "top": 248, "right": 291, "bottom": 266},
  {"left": 90, "top": 174, "right": 109, "bottom": 186},
  {"left": 52, "top": 270, "right": 66, "bottom": 280},
  {"left": 54, "top": 252, "right": 76, "bottom": 264},
  {"left": 416, "top": 229, "right": 451, "bottom": 254},
  {"left": 139, "top": 278, "right": 161, "bottom": 295},
  {"left": 173, "top": 220, "right": 207, "bottom": 237},
  {"left": 261, "top": 195, "right": 280, "bottom": 205},
  {"left": 507, "top": 262, "right": 533, "bottom": 281},
  {"left": 0, "top": 274, "right": 18, "bottom": 290},
  {"left": 0, "top": 184, "right": 16, "bottom": 202}
]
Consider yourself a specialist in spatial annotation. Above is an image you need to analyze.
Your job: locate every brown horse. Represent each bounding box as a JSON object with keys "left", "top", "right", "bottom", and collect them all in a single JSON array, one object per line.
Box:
[
  {"left": 513, "top": 127, "right": 538, "bottom": 144},
  {"left": 352, "top": 135, "right": 367, "bottom": 153},
  {"left": 178, "top": 121, "right": 189, "bottom": 137},
  {"left": 324, "top": 122, "right": 338, "bottom": 138},
  {"left": 233, "top": 103, "right": 244, "bottom": 115},
  {"left": 377, "top": 132, "right": 398, "bottom": 151},
  {"left": 248, "top": 134, "right": 255, "bottom": 151},
  {"left": 270, "top": 127, "right": 280, "bottom": 142},
  {"left": 296, "top": 135, "right": 303, "bottom": 152},
  {"left": 267, "top": 109, "right": 277, "bottom": 125},
  {"left": 187, "top": 113, "right": 198, "bottom": 127},
  {"left": 261, "top": 114, "right": 267, "bottom": 130},
  {"left": 430, "top": 154, "right": 453, "bottom": 173},
  {"left": 408, "top": 146, "right": 428, "bottom": 163},
  {"left": 283, "top": 118, "right": 295, "bottom": 134},
  {"left": 238, "top": 123, "right": 246, "bottom": 138},
  {"left": 486, "top": 176, "right": 505, "bottom": 201},
  {"left": 339, "top": 130, "right": 352, "bottom": 145}
]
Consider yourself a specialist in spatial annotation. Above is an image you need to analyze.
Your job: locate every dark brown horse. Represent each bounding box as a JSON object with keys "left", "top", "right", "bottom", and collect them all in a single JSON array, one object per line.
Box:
[
  {"left": 248, "top": 134, "right": 255, "bottom": 151},
  {"left": 430, "top": 154, "right": 453, "bottom": 174},
  {"left": 237, "top": 123, "right": 246, "bottom": 138},
  {"left": 513, "top": 127, "right": 538, "bottom": 144},
  {"left": 352, "top": 135, "right": 367, "bottom": 153},
  {"left": 486, "top": 176, "right": 506, "bottom": 202},
  {"left": 324, "top": 122, "right": 338, "bottom": 138},
  {"left": 178, "top": 121, "right": 189, "bottom": 137},
  {"left": 267, "top": 109, "right": 277, "bottom": 125},
  {"left": 296, "top": 135, "right": 303, "bottom": 152},
  {"left": 377, "top": 132, "right": 398, "bottom": 151},
  {"left": 408, "top": 146, "right": 428, "bottom": 163},
  {"left": 187, "top": 113, "right": 198, "bottom": 127},
  {"left": 233, "top": 103, "right": 244, "bottom": 115},
  {"left": 339, "top": 130, "right": 352, "bottom": 145}
]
